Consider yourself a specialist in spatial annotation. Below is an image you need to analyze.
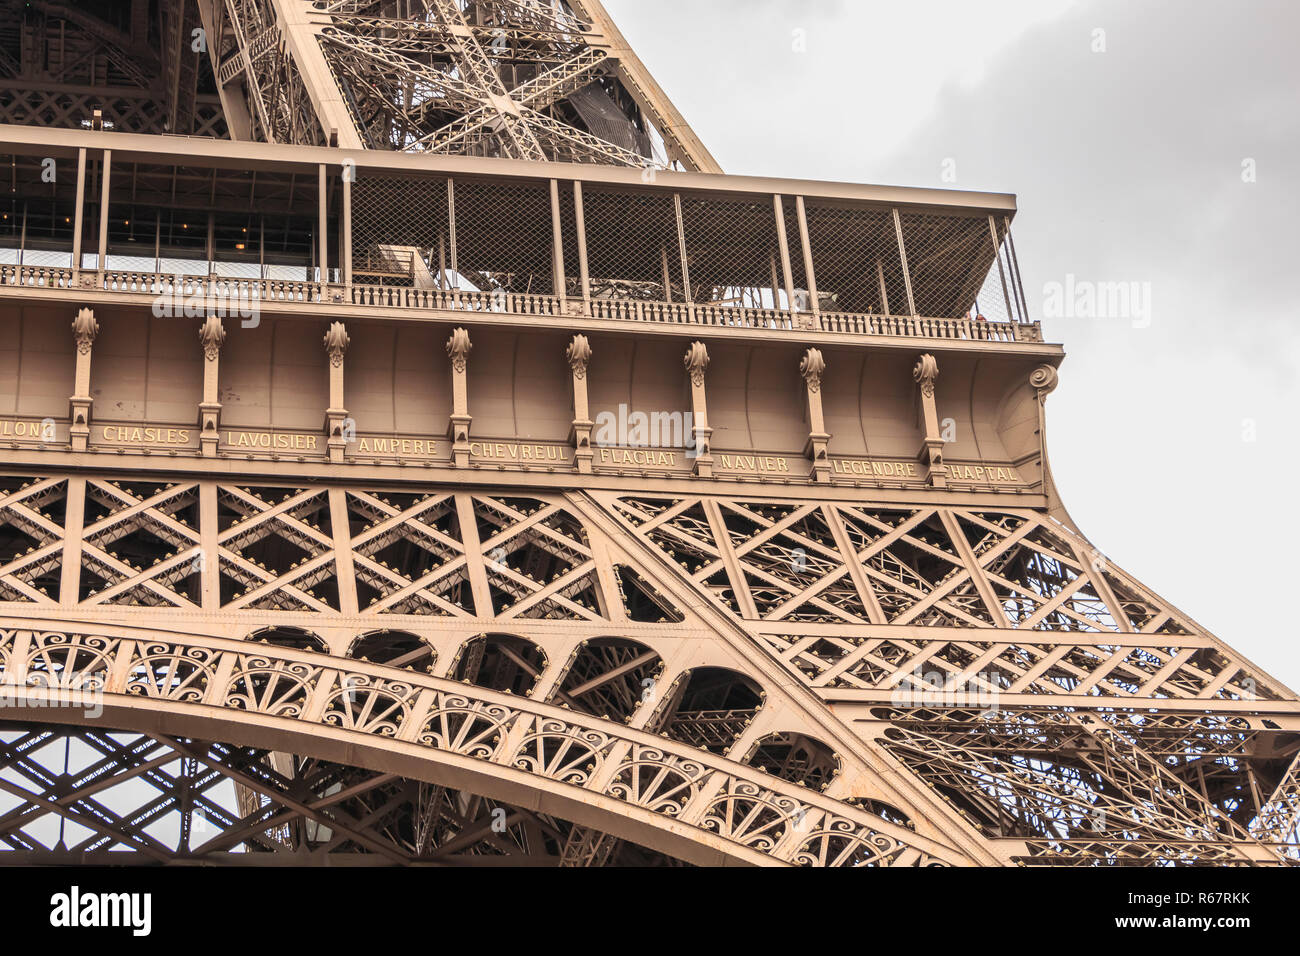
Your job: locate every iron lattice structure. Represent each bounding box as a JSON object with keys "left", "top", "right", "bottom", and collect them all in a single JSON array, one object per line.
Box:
[
  {"left": 0, "top": 0, "right": 1295, "bottom": 868},
  {"left": 0, "top": 0, "right": 718, "bottom": 170}
]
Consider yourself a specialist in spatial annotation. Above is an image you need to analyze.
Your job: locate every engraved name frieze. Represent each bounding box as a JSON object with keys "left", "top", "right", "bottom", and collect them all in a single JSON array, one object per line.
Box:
[
  {"left": 223, "top": 430, "right": 321, "bottom": 451},
  {"left": 471, "top": 441, "right": 572, "bottom": 464},
  {"left": 596, "top": 447, "right": 684, "bottom": 468},
  {"left": 98, "top": 425, "right": 195, "bottom": 447},
  {"left": 829, "top": 458, "right": 921, "bottom": 479},
  {"left": 353, "top": 436, "right": 442, "bottom": 458},
  {"left": 0, "top": 418, "right": 63, "bottom": 441}
]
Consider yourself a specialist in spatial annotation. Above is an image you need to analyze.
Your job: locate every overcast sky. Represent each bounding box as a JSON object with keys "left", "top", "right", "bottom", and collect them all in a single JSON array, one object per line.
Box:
[{"left": 606, "top": 0, "right": 1300, "bottom": 686}]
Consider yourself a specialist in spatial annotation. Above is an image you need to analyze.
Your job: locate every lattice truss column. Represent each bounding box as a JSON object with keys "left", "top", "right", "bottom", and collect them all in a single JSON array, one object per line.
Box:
[
  {"left": 0, "top": 0, "right": 227, "bottom": 136},
  {"left": 3, "top": 471, "right": 1298, "bottom": 865},
  {"left": 201, "top": 0, "right": 333, "bottom": 145},
  {"left": 200, "top": 0, "right": 716, "bottom": 167},
  {"left": 1, "top": 473, "right": 987, "bottom": 865},
  {"left": 591, "top": 490, "right": 1300, "bottom": 865}
]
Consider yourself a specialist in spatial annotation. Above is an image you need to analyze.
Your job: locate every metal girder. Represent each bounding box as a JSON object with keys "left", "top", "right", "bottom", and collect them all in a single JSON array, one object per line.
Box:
[
  {"left": 197, "top": 0, "right": 711, "bottom": 166},
  {"left": 0, "top": 463, "right": 1295, "bottom": 866},
  {"left": 409, "top": 48, "right": 609, "bottom": 154},
  {"left": 0, "top": 0, "right": 224, "bottom": 135},
  {"left": 0, "top": 5, "right": 1291, "bottom": 871},
  {"left": 569, "top": 0, "right": 722, "bottom": 172}
]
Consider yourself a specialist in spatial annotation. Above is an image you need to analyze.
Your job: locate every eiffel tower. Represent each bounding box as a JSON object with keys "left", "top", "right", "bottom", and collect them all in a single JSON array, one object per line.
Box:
[{"left": 0, "top": 0, "right": 1293, "bottom": 868}]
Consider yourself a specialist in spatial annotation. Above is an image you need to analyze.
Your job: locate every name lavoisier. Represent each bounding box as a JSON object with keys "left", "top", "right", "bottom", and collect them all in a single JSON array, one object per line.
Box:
[{"left": 225, "top": 430, "right": 319, "bottom": 450}]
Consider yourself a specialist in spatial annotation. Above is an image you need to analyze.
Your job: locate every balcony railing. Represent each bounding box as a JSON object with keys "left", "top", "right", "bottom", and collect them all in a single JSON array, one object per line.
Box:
[{"left": 0, "top": 262, "right": 1043, "bottom": 344}]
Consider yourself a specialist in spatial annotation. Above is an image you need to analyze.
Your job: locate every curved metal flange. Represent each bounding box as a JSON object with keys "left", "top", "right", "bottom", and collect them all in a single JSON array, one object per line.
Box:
[{"left": 0, "top": 620, "right": 966, "bottom": 867}]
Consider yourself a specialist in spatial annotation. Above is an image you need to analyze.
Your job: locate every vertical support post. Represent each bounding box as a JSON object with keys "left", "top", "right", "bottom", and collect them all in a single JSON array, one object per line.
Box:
[
  {"left": 567, "top": 335, "right": 594, "bottom": 474},
  {"left": 341, "top": 168, "right": 353, "bottom": 288},
  {"left": 573, "top": 181, "right": 591, "bottom": 309},
  {"left": 549, "top": 178, "right": 567, "bottom": 310},
  {"left": 60, "top": 477, "right": 86, "bottom": 605},
  {"left": 447, "top": 328, "right": 472, "bottom": 468},
  {"left": 795, "top": 195, "right": 819, "bottom": 328},
  {"left": 206, "top": 212, "right": 215, "bottom": 275},
  {"left": 801, "top": 349, "right": 831, "bottom": 483},
  {"left": 989, "top": 214, "right": 1013, "bottom": 323},
  {"left": 199, "top": 317, "right": 226, "bottom": 458},
  {"left": 454, "top": 494, "right": 494, "bottom": 617},
  {"left": 660, "top": 246, "right": 672, "bottom": 304},
  {"left": 773, "top": 194, "right": 796, "bottom": 315},
  {"left": 913, "top": 353, "right": 946, "bottom": 488},
  {"left": 447, "top": 178, "right": 458, "bottom": 287},
  {"left": 323, "top": 321, "right": 350, "bottom": 464},
  {"left": 683, "top": 341, "right": 713, "bottom": 478},
  {"left": 1005, "top": 217, "right": 1030, "bottom": 322},
  {"left": 198, "top": 482, "right": 220, "bottom": 611},
  {"left": 894, "top": 208, "right": 917, "bottom": 317},
  {"left": 71, "top": 148, "right": 86, "bottom": 276},
  {"left": 674, "top": 192, "right": 692, "bottom": 305},
  {"left": 318, "top": 163, "right": 331, "bottom": 289},
  {"left": 328, "top": 487, "right": 359, "bottom": 615},
  {"left": 69, "top": 308, "right": 99, "bottom": 452},
  {"left": 96, "top": 149, "right": 112, "bottom": 272},
  {"left": 876, "top": 260, "right": 891, "bottom": 316}
]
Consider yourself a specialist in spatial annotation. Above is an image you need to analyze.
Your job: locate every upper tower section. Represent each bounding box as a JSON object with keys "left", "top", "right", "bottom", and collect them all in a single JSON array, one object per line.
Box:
[
  {"left": 0, "top": 1, "right": 1056, "bottom": 503},
  {"left": 0, "top": 0, "right": 1047, "bottom": 355},
  {"left": 0, "top": 0, "right": 719, "bottom": 170}
]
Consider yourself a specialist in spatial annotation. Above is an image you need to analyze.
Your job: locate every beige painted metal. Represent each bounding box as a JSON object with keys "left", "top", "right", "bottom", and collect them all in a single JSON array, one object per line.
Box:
[{"left": 0, "top": 1, "right": 1294, "bottom": 868}]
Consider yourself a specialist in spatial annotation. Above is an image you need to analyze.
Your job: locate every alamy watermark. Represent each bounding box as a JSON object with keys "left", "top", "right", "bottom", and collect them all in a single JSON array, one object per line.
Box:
[
  {"left": 1042, "top": 274, "right": 1152, "bottom": 328},
  {"left": 50, "top": 886, "right": 151, "bottom": 936},
  {"left": 890, "top": 670, "right": 1001, "bottom": 711},
  {"left": 593, "top": 404, "right": 700, "bottom": 458},
  {"left": 152, "top": 277, "right": 261, "bottom": 328},
  {"left": 2, "top": 673, "right": 104, "bottom": 719}
]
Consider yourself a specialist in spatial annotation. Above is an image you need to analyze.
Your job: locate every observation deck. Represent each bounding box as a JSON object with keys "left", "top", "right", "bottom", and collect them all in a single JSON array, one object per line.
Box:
[{"left": 0, "top": 126, "right": 1044, "bottom": 352}]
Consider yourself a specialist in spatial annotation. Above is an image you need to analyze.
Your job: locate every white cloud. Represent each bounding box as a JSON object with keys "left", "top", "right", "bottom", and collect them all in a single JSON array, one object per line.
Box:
[{"left": 605, "top": 0, "right": 1077, "bottom": 175}]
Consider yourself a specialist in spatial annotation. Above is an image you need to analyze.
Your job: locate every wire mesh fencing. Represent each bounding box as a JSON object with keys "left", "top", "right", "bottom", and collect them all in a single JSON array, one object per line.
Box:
[
  {"left": 452, "top": 176, "right": 556, "bottom": 295},
  {"left": 0, "top": 134, "right": 1038, "bottom": 339},
  {"left": 801, "top": 200, "right": 909, "bottom": 318},
  {"left": 899, "top": 211, "right": 1025, "bottom": 324},
  {"left": 352, "top": 171, "right": 450, "bottom": 288},
  {"left": 680, "top": 193, "right": 782, "bottom": 310},
  {"left": 580, "top": 185, "right": 683, "bottom": 304}
]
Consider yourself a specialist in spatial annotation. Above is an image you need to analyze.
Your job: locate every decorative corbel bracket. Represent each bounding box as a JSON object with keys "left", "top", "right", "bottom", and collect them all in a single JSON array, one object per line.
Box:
[
  {"left": 199, "top": 315, "right": 226, "bottom": 457},
  {"left": 684, "top": 341, "right": 713, "bottom": 478},
  {"left": 447, "top": 328, "right": 473, "bottom": 468},
  {"left": 324, "top": 321, "right": 351, "bottom": 464},
  {"left": 69, "top": 307, "right": 99, "bottom": 451},
  {"left": 567, "top": 335, "right": 594, "bottom": 474},
  {"left": 800, "top": 348, "right": 831, "bottom": 483},
  {"left": 913, "top": 353, "right": 946, "bottom": 488}
]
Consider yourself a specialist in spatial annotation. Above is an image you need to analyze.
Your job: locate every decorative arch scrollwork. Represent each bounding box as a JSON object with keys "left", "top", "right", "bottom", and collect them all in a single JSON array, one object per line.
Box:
[{"left": 0, "top": 624, "right": 959, "bottom": 868}]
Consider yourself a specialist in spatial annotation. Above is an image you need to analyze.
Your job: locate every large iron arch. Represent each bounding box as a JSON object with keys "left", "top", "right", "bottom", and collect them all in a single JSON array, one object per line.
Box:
[{"left": 0, "top": 619, "right": 962, "bottom": 867}]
